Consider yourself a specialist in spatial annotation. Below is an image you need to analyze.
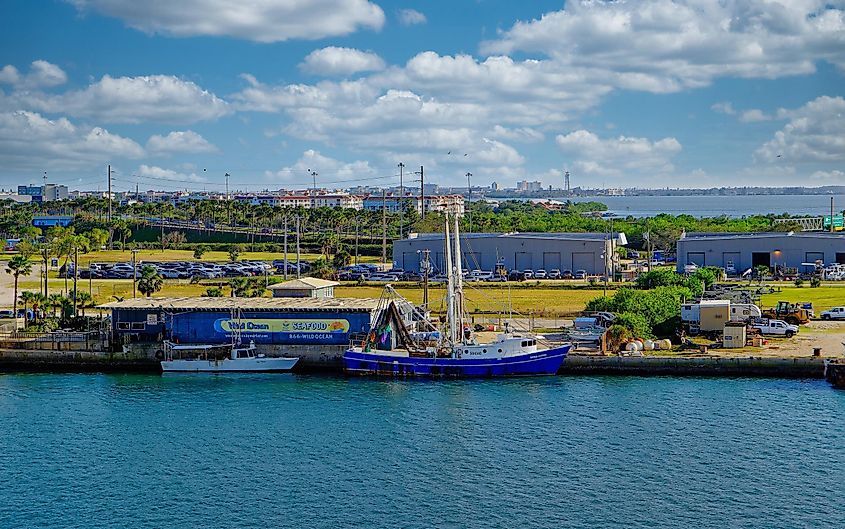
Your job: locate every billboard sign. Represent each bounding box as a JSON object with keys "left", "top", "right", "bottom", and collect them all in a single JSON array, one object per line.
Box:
[{"left": 213, "top": 317, "right": 351, "bottom": 344}]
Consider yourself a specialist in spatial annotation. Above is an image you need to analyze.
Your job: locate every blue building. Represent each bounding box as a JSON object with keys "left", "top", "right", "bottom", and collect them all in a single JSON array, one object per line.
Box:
[
  {"left": 101, "top": 297, "right": 382, "bottom": 346},
  {"left": 32, "top": 215, "right": 73, "bottom": 228}
]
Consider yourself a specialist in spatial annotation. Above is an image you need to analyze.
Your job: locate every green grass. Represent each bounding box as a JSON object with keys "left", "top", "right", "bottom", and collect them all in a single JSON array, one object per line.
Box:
[
  {"left": 760, "top": 283, "right": 845, "bottom": 312},
  {"left": 335, "top": 284, "right": 604, "bottom": 317}
]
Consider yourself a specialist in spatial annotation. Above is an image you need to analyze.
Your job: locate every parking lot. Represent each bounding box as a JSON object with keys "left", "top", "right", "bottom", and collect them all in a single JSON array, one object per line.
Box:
[{"left": 63, "top": 259, "right": 311, "bottom": 280}]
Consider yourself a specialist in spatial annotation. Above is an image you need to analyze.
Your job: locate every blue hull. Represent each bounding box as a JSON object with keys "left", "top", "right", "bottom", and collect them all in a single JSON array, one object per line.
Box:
[{"left": 343, "top": 344, "right": 570, "bottom": 378}]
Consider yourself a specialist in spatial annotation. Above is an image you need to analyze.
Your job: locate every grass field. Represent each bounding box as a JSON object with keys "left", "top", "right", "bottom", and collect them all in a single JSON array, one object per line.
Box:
[
  {"left": 336, "top": 284, "right": 605, "bottom": 317},
  {"left": 760, "top": 283, "right": 845, "bottom": 312}
]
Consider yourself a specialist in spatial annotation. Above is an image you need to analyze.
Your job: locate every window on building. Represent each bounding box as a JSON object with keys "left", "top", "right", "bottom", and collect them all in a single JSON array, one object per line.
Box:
[
  {"left": 130, "top": 322, "right": 146, "bottom": 330},
  {"left": 117, "top": 323, "right": 130, "bottom": 330}
]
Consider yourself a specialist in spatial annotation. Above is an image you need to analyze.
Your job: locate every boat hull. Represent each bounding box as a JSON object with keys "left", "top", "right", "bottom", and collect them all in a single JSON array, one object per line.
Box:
[
  {"left": 161, "top": 357, "right": 298, "bottom": 373},
  {"left": 343, "top": 344, "right": 570, "bottom": 377}
]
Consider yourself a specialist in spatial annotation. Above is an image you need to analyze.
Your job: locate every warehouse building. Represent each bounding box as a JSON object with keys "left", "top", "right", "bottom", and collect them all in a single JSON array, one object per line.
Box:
[
  {"left": 676, "top": 232, "right": 845, "bottom": 273},
  {"left": 393, "top": 232, "right": 626, "bottom": 274}
]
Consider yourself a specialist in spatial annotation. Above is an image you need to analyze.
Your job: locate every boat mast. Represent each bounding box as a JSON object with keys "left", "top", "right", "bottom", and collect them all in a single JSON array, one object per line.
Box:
[
  {"left": 444, "top": 211, "right": 456, "bottom": 345},
  {"left": 453, "top": 210, "right": 465, "bottom": 343}
]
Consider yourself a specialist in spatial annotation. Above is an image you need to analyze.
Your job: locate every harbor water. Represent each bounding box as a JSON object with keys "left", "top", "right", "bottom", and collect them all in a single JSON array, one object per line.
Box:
[{"left": 1, "top": 373, "right": 843, "bottom": 529}]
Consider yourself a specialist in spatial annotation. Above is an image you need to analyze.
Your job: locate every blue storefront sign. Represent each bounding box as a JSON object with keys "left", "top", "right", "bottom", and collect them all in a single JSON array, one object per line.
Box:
[{"left": 169, "top": 311, "right": 370, "bottom": 345}]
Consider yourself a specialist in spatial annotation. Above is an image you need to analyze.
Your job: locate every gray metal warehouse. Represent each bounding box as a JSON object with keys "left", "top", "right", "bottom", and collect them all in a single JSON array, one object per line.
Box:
[
  {"left": 393, "top": 232, "right": 625, "bottom": 274},
  {"left": 676, "top": 232, "right": 845, "bottom": 273}
]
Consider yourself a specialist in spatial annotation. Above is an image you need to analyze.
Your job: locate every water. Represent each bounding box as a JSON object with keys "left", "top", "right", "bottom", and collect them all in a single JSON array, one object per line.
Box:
[
  {"left": 555, "top": 194, "right": 845, "bottom": 218},
  {"left": 1, "top": 373, "right": 843, "bottom": 529}
]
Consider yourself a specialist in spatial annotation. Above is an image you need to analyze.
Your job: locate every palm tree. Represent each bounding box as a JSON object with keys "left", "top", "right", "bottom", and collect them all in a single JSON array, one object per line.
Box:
[
  {"left": 74, "top": 291, "right": 94, "bottom": 317},
  {"left": 32, "top": 292, "right": 47, "bottom": 324},
  {"left": 137, "top": 265, "right": 163, "bottom": 297},
  {"left": 47, "top": 293, "right": 65, "bottom": 317},
  {"left": 19, "top": 290, "right": 37, "bottom": 327},
  {"left": 6, "top": 254, "right": 32, "bottom": 319}
]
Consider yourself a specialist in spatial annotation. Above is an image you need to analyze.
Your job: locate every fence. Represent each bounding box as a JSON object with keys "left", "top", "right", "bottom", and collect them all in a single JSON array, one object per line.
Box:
[{"left": 0, "top": 331, "right": 109, "bottom": 351}]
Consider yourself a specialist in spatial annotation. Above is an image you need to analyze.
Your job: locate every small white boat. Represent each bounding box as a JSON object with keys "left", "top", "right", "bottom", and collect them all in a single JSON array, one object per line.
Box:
[{"left": 160, "top": 340, "right": 298, "bottom": 373}]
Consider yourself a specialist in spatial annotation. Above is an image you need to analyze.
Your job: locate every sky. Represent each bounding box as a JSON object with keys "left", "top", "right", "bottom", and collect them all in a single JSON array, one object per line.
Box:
[{"left": 0, "top": 0, "right": 843, "bottom": 193}]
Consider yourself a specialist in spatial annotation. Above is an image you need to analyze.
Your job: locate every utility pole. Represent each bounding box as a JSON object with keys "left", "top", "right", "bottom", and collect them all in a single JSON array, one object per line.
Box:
[
  {"left": 42, "top": 248, "right": 48, "bottom": 298},
  {"left": 422, "top": 249, "right": 430, "bottom": 309},
  {"left": 354, "top": 217, "right": 359, "bottom": 265},
  {"left": 107, "top": 164, "right": 113, "bottom": 249},
  {"left": 295, "top": 216, "right": 301, "bottom": 279},
  {"left": 309, "top": 169, "right": 318, "bottom": 210},
  {"left": 831, "top": 196, "right": 835, "bottom": 233},
  {"left": 283, "top": 216, "right": 289, "bottom": 280},
  {"left": 419, "top": 165, "right": 425, "bottom": 220},
  {"left": 466, "top": 172, "right": 472, "bottom": 232},
  {"left": 381, "top": 189, "right": 387, "bottom": 264},
  {"left": 225, "top": 172, "right": 232, "bottom": 226},
  {"left": 131, "top": 248, "right": 139, "bottom": 298},
  {"left": 73, "top": 246, "right": 79, "bottom": 317},
  {"left": 398, "top": 162, "right": 405, "bottom": 239}
]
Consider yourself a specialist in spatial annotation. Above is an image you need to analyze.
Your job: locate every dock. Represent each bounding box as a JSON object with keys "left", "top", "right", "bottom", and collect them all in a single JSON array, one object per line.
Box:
[
  {"left": 824, "top": 360, "right": 845, "bottom": 388},
  {"left": 0, "top": 347, "right": 832, "bottom": 378}
]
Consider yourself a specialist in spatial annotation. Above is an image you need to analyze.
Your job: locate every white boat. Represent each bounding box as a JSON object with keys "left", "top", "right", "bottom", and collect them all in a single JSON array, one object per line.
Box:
[{"left": 160, "top": 340, "right": 298, "bottom": 373}]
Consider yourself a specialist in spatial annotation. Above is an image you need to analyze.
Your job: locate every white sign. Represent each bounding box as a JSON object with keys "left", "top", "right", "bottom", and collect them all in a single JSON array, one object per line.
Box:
[{"left": 146, "top": 314, "right": 158, "bottom": 325}]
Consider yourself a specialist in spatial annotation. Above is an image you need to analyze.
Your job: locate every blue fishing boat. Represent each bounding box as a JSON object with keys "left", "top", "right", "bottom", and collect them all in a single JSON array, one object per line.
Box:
[{"left": 343, "top": 212, "right": 570, "bottom": 377}]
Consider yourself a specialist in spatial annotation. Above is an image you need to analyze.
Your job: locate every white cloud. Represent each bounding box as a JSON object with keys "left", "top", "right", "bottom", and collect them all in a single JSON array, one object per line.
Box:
[
  {"left": 15, "top": 75, "right": 230, "bottom": 124},
  {"left": 300, "top": 47, "right": 386, "bottom": 76},
  {"left": 398, "top": 8, "right": 426, "bottom": 26},
  {"left": 739, "top": 109, "right": 772, "bottom": 123},
  {"left": 555, "top": 129, "right": 682, "bottom": 177},
  {"left": 147, "top": 130, "right": 218, "bottom": 155},
  {"left": 755, "top": 96, "right": 845, "bottom": 163},
  {"left": 0, "top": 110, "right": 143, "bottom": 170},
  {"left": 482, "top": 1, "right": 845, "bottom": 92},
  {"left": 489, "top": 125, "right": 544, "bottom": 143},
  {"left": 137, "top": 164, "right": 207, "bottom": 183},
  {"left": 711, "top": 102, "right": 735, "bottom": 115},
  {"left": 810, "top": 169, "right": 845, "bottom": 179},
  {"left": 0, "top": 60, "right": 67, "bottom": 88},
  {"left": 265, "top": 149, "right": 377, "bottom": 185},
  {"left": 68, "top": 0, "right": 385, "bottom": 42}
]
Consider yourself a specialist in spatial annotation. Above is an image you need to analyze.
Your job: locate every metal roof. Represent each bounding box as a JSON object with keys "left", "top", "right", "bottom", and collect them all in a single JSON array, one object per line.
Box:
[
  {"left": 405, "top": 231, "right": 615, "bottom": 242},
  {"left": 99, "top": 296, "right": 380, "bottom": 312},
  {"left": 682, "top": 231, "right": 845, "bottom": 241},
  {"left": 267, "top": 278, "right": 339, "bottom": 290}
]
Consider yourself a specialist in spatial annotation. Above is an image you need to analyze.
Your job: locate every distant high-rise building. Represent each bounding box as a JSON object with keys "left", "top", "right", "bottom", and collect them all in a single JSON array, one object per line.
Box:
[
  {"left": 517, "top": 180, "right": 543, "bottom": 192},
  {"left": 491, "top": 181, "right": 499, "bottom": 191},
  {"left": 17, "top": 183, "right": 68, "bottom": 202}
]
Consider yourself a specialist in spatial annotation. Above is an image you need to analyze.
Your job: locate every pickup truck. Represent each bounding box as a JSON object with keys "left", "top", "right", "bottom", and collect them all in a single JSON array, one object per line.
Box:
[
  {"left": 820, "top": 306, "right": 845, "bottom": 320},
  {"left": 750, "top": 319, "right": 799, "bottom": 338}
]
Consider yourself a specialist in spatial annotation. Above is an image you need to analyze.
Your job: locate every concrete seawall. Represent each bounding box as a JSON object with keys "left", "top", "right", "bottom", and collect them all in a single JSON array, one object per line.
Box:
[
  {"left": 0, "top": 349, "right": 158, "bottom": 373},
  {"left": 0, "top": 349, "right": 829, "bottom": 378},
  {"left": 561, "top": 354, "right": 826, "bottom": 378}
]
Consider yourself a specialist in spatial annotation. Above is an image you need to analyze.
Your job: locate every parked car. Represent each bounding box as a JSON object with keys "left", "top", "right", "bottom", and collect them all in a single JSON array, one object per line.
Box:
[
  {"left": 627, "top": 250, "right": 640, "bottom": 259},
  {"left": 574, "top": 269, "right": 587, "bottom": 280},
  {"left": 522, "top": 269, "right": 534, "bottom": 280},
  {"left": 561, "top": 269, "right": 573, "bottom": 279},
  {"left": 820, "top": 306, "right": 845, "bottom": 320},
  {"left": 508, "top": 270, "right": 525, "bottom": 281},
  {"left": 547, "top": 269, "right": 561, "bottom": 279},
  {"left": 534, "top": 269, "right": 547, "bottom": 279},
  {"left": 750, "top": 319, "right": 799, "bottom": 338}
]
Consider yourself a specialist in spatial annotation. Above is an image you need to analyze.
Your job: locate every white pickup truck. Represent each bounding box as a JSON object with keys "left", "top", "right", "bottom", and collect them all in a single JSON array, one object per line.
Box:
[
  {"left": 820, "top": 306, "right": 845, "bottom": 320},
  {"left": 750, "top": 319, "right": 799, "bottom": 338}
]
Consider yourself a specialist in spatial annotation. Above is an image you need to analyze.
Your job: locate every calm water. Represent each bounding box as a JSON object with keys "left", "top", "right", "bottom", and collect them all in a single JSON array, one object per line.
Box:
[
  {"left": 560, "top": 194, "right": 845, "bottom": 218},
  {"left": 1, "top": 374, "right": 843, "bottom": 529}
]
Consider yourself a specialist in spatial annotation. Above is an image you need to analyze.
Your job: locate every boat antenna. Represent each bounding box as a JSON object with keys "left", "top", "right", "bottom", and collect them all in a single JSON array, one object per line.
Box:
[
  {"left": 453, "top": 209, "right": 465, "bottom": 343},
  {"left": 444, "top": 211, "right": 456, "bottom": 345}
]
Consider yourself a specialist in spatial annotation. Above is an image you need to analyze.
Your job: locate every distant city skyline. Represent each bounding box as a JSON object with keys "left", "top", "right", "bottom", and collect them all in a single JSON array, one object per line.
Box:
[{"left": 1, "top": 1, "right": 843, "bottom": 190}]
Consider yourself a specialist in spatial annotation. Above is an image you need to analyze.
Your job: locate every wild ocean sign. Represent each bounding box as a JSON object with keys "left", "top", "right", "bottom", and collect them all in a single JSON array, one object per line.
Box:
[{"left": 212, "top": 318, "right": 352, "bottom": 344}]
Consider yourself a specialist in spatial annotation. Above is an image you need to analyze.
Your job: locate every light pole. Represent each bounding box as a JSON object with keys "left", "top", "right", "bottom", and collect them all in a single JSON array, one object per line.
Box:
[
  {"left": 308, "top": 169, "right": 318, "bottom": 210},
  {"left": 131, "top": 248, "right": 139, "bottom": 298},
  {"left": 398, "top": 162, "right": 405, "bottom": 239},
  {"left": 466, "top": 172, "right": 472, "bottom": 232}
]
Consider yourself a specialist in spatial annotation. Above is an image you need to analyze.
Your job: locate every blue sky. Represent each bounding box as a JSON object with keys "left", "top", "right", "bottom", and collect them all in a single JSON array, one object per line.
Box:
[{"left": 0, "top": 0, "right": 843, "bottom": 193}]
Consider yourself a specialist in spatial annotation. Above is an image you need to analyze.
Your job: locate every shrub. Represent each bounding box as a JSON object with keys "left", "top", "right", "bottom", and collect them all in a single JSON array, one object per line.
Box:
[
  {"left": 614, "top": 312, "right": 653, "bottom": 339},
  {"left": 793, "top": 278, "right": 804, "bottom": 288},
  {"left": 605, "top": 325, "right": 632, "bottom": 353},
  {"left": 810, "top": 277, "right": 821, "bottom": 288}
]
